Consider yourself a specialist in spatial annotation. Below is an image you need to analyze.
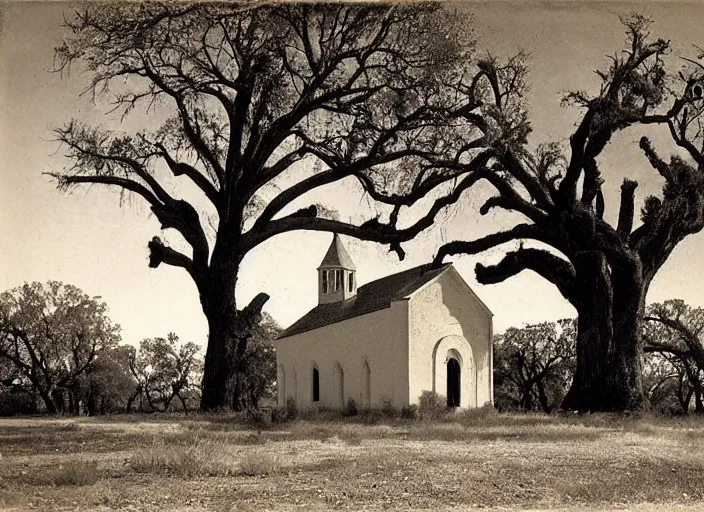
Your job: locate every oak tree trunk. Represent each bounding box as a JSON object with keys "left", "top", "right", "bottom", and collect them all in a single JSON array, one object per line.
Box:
[
  {"left": 200, "top": 238, "right": 240, "bottom": 411},
  {"left": 39, "top": 389, "right": 57, "bottom": 415},
  {"left": 562, "top": 252, "right": 646, "bottom": 411},
  {"left": 562, "top": 252, "right": 614, "bottom": 411},
  {"left": 199, "top": 242, "right": 269, "bottom": 411}
]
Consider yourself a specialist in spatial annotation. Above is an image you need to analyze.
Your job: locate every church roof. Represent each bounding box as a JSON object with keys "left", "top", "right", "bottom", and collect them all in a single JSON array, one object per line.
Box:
[
  {"left": 318, "top": 234, "right": 356, "bottom": 270},
  {"left": 278, "top": 262, "right": 452, "bottom": 339}
]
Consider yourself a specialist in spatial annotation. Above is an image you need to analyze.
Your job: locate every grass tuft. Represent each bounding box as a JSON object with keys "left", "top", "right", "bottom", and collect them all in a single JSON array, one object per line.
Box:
[
  {"left": 238, "top": 451, "right": 280, "bottom": 476},
  {"left": 130, "top": 435, "right": 227, "bottom": 477},
  {"left": 47, "top": 459, "right": 101, "bottom": 486}
]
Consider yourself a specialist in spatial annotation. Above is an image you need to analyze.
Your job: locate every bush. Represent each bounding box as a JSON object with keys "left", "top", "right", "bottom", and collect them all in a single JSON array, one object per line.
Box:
[
  {"left": 285, "top": 396, "right": 298, "bottom": 420},
  {"left": 455, "top": 402, "right": 497, "bottom": 425},
  {"left": 418, "top": 391, "right": 449, "bottom": 420},
  {"left": 130, "top": 437, "right": 225, "bottom": 477},
  {"left": 238, "top": 452, "right": 280, "bottom": 476},
  {"left": 359, "top": 407, "right": 384, "bottom": 424},
  {"left": 380, "top": 399, "right": 396, "bottom": 417},
  {"left": 246, "top": 406, "right": 272, "bottom": 428},
  {"left": 400, "top": 404, "right": 418, "bottom": 420},
  {"left": 270, "top": 406, "right": 287, "bottom": 423},
  {"left": 0, "top": 389, "right": 37, "bottom": 417},
  {"left": 343, "top": 398, "right": 359, "bottom": 417},
  {"left": 271, "top": 397, "right": 298, "bottom": 423},
  {"left": 50, "top": 459, "right": 100, "bottom": 486}
]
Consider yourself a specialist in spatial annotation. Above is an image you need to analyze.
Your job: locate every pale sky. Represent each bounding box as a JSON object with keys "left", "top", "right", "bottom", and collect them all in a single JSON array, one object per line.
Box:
[{"left": 2, "top": 1, "right": 704, "bottom": 348}]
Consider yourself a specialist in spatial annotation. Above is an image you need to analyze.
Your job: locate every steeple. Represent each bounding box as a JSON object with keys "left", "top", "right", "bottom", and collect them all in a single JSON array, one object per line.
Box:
[{"left": 317, "top": 234, "right": 357, "bottom": 304}]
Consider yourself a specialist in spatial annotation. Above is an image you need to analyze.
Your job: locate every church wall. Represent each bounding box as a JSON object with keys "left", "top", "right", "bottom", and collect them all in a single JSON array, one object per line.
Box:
[
  {"left": 407, "top": 269, "right": 493, "bottom": 408},
  {"left": 275, "top": 301, "right": 409, "bottom": 410}
]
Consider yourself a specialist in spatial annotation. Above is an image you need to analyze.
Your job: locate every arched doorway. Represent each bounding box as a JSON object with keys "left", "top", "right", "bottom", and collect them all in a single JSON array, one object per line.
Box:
[
  {"left": 432, "top": 337, "right": 475, "bottom": 409},
  {"left": 447, "top": 358, "right": 461, "bottom": 407}
]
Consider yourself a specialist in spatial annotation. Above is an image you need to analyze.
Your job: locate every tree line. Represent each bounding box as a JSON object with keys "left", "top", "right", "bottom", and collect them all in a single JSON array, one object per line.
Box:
[
  {"left": 496, "top": 300, "right": 704, "bottom": 415},
  {"left": 0, "top": 282, "right": 278, "bottom": 416},
  {"left": 46, "top": 3, "right": 704, "bottom": 412},
  {"left": 3, "top": 281, "right": 704, "bottom": 417}
]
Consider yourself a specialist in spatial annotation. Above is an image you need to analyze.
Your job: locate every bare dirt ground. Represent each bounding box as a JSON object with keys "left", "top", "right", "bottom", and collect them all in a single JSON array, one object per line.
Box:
[{"left": 0, "top": 411, "right": 703, "bottom": 511}]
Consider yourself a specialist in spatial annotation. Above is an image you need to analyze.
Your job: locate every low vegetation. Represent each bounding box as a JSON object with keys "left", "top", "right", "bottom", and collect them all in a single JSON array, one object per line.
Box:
[{"left": 1, "top": 411, "right": 704, "bottom": 511}]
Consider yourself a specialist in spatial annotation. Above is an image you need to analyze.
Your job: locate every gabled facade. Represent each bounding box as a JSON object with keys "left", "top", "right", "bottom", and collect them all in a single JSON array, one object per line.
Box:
[{"left": 274, "top": 235, "right": 493, "bottom": 410}]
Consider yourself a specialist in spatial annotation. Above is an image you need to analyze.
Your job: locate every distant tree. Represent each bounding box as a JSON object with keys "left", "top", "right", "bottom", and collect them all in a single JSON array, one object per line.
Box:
[
  {"left": 433, "top": 15, "right": 704, "bottom": 411},
  {"left": 642, "top": 350, "right": 694, "bottom": 414},
  {"left": 0, "top": 357, "right": 36, "bottom": 416},
  {"left": 78, "top": 345, "right": 137, "bottom": 415},
  {"left": 232, "top": 312, "right": 279, "bottom": 410},
  {"left": 643, "top": 300, "right": 704, "bottom": 414},
  {"left": 128, "top": 334, "right": 202, "bottom": 413},
  {"left": 0, "top": 282, "right": 121, "bottom": 414},
  {"left": 50, "top": 3, "right": 521, "bottom": 410},
  {"left": 494, "top": 320, "right": 575, "bottom": 413}
]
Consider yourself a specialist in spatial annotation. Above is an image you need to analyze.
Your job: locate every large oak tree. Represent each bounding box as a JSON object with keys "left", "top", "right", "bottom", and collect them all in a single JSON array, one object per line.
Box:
[
  {"left": 433, "top": 15, "right": 704, "bottom": 411},
  {"left": 0, "top": 282, "right": 121, "bottom": 414},
  {"left": 50, "top": 3, "right": 522, "bottom": 410}
]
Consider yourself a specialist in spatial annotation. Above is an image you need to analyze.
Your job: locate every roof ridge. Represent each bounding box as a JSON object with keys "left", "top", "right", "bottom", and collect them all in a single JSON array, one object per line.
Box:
[{"left": 278, "top": 261, "right": 453, "bottom": 339}]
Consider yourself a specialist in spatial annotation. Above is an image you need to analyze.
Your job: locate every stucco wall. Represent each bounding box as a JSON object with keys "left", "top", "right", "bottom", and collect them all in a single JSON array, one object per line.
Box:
[
  {"left": 407, "top": 268, "right": 493, "bottom": 408},
  {"left": 275, "top": 301, "right": 409, "bottom": 410}
]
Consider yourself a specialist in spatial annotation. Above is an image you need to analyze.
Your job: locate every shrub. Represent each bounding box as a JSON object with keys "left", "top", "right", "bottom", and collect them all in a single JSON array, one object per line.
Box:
[
  {"left": 0, "top": 389, "right": 37, "bottom": 417},
  {"left": 50, "top": 459, "right": 100, "bottom": 486},
  {"left": 359, "top": 408, "right": 383, "bottom": 425},
  {"left": 343, "top": 398, "right": 359, "bottom": 417},
  {"left": 380, "top": 399, "right": 396, "bottom": 418},
  {"left": 418, "top": 391, "right": 449, "bottom": 420},
  {"left": 271, "top": 397, "right": 298, "bottom": 423},
  {"left": 455, "top": 402, "right": 497, "bottom": 425},
  {"left": 238, "top": 452, "right": 280, "bottom": 476},
  {"left": 246, "top": 406, "right": 272, "bottom": 428},
  {"left": 400, "top": 404, "right": 418, "bottom": 420},
  {"left": 130, "top": 436, "right": 225, "bottom": 477},
  {"left": 285, "top": 397, "right": 298, "bottom": 420},
  {"left": 270, "top": 406, "right": 287, "bottom": 423}
]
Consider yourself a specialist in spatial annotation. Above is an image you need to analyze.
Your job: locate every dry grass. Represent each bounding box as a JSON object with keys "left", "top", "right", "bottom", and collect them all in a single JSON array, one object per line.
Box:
[
  {"left": 1, "top": 412, "right": 704, "bottom": 511},
  {"left": 130, "top": 435, "right": 227, "bottom": 477},
  {"left": 46, "top": 459, "right": 101, "bottom": 486}
]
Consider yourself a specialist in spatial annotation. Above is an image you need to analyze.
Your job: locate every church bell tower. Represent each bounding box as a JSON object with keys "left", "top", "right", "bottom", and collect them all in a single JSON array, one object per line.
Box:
[{"left": 318, "top": 234, "right": 357, "bottom": 305}]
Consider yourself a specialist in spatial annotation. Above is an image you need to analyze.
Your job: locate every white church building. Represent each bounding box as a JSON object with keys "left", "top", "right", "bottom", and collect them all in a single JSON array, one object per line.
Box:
[{"left": 274, "top": 234, "right": 493, "bottom": 410}]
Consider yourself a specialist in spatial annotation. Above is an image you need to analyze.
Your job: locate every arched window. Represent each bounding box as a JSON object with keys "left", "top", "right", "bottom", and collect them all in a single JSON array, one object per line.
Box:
[
  {"left": 312, "top": 366, "right": 320, "bottom": 403},
  {"left": 362, "top": 360, "right": 371, "bottom": 408},
  {"left": 278, "top": 364, "right": 286, "bottom": 407},
  {"left": 447, "top": 358, "right": 461, "bottom": 408},
  {"left": 335, "top": 363, "right": 345, "bottom": 408}
]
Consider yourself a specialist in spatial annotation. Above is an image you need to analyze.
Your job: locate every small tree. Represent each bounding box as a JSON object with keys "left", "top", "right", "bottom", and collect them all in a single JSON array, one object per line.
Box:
[
  {"left": 643, "top": 300, "right": 704, "bottom": 414},
  {"left": 78, "top": 345, "right": 137, "bottom": 415},
  {"left": 232, "top": 312, "right": 279, "bottom": 410},
  {"left": 493, "top": 320, "right": 575, "bottom": 413},
  {"left": 128, "top": 333, "right": 202, "bottom": 413},
  {"left": 0, "top": 282, "right": 121, "bottom": 414}
]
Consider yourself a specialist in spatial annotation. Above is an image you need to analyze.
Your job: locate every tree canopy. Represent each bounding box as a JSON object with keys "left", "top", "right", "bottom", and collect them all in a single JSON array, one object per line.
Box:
[
  {"left": 494, "top": 320, "right": 575, "bottom": 413},
  {"left": 0, "top": 281, "right": 121, "bottom": 413},
  {"left": 50, "top": 2, "right": 529, "bottom": 410}
]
